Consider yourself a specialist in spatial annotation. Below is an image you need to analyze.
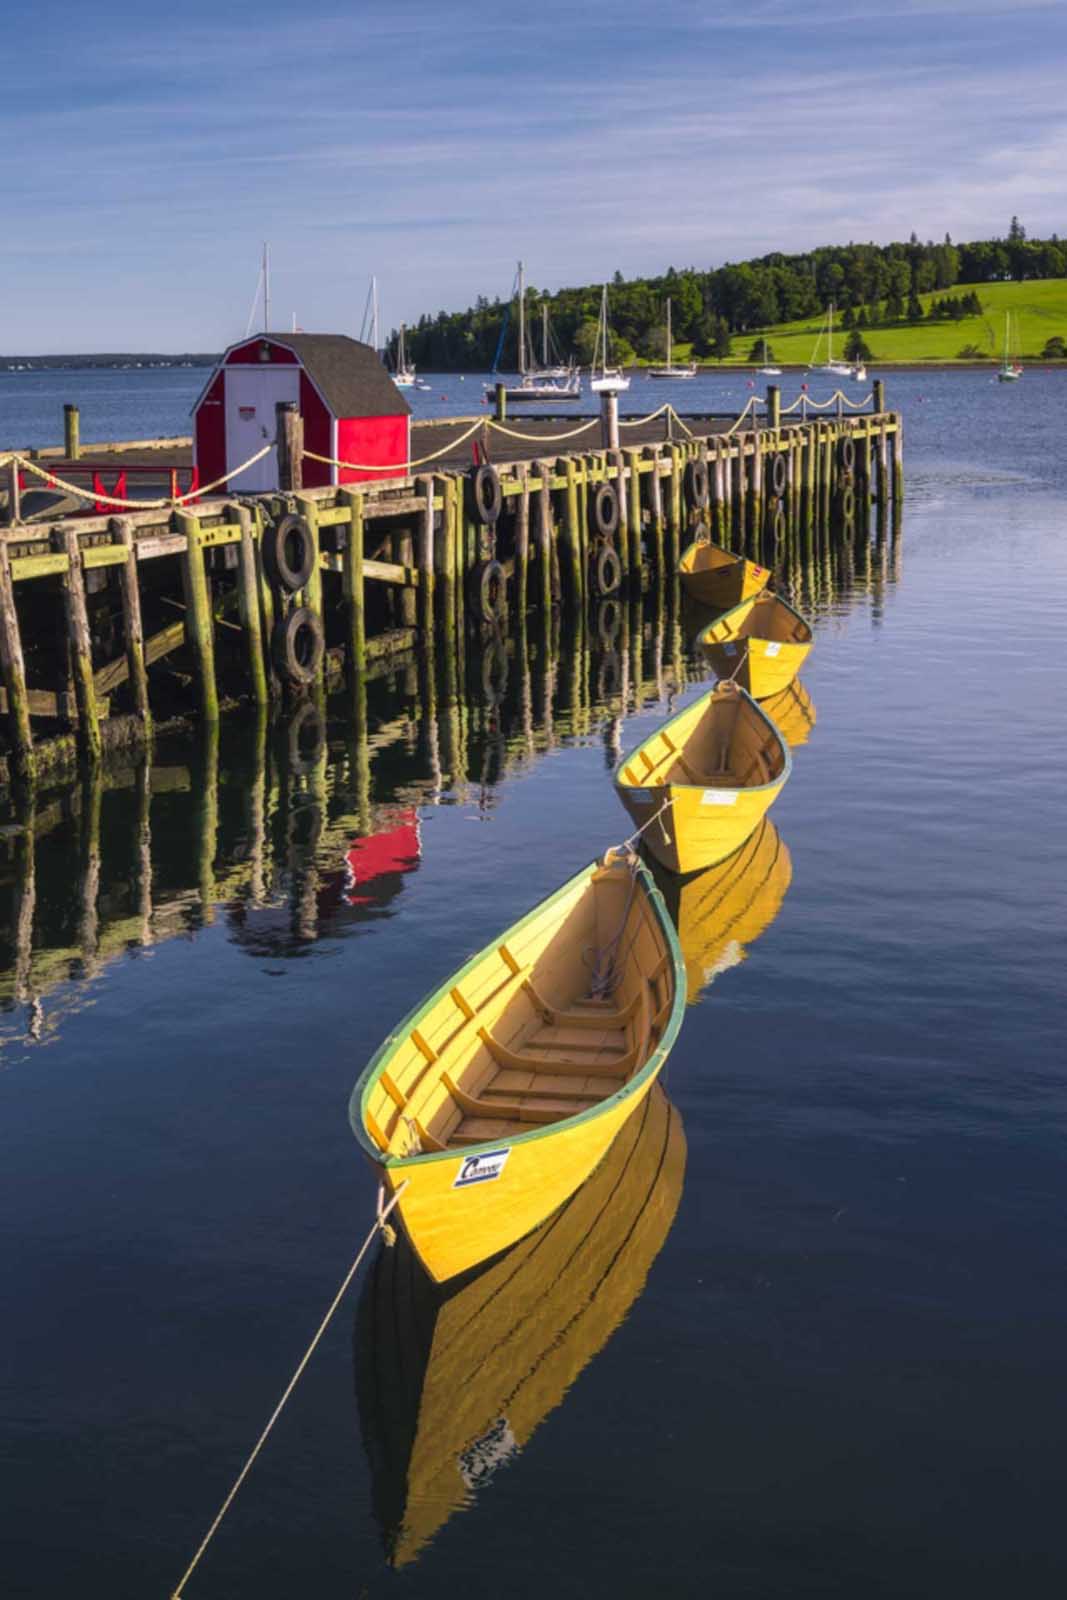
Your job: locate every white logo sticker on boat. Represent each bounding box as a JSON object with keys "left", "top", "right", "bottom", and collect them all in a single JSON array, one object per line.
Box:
[
  {"left": 701, "top": 789, "right": 738, "bottom": 806},
  {"left": 454, "top": 1147, "right": 511, "bottom": 1188},
  {"left": 722, "top": 642, "right": 737, "bottom": 656},
  {"left": 629, "top": 788, "right": 654, "bottom": 804},
  {"left": 764, "top": 642, "right": 782, "bottom": 657}
]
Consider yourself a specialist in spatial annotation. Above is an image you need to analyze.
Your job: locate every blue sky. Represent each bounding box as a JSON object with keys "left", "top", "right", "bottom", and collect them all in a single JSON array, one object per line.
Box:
[{"left": 2, "top": 0, "right": 1064, "bottom": 352}]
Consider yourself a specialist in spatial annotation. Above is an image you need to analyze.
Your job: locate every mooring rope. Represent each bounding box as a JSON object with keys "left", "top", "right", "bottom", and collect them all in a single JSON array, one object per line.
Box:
[
  {"left": 169, "top": 1179, "right": 408, "bottom": 1600},
  {"left": 1, "top": 445, "right": 274, "bottom": 511},
  {"left": 303, "top": 418, "right": 484, "bottom": 475}
]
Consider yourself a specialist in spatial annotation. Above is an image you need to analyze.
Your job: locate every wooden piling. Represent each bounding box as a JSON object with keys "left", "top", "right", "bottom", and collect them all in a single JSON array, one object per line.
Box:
[
  {"left": 494, "top": 383, "right": 507, "bottom": 422},
  {"left": 563, "top": 458, "right": 583, "bottom": 606},
  {"left": 417, "top": 475, "right": 436, "bottom": 642},
  {"left": 749, "top": 431, "right": 763, "bottom": 540},
  {"left": 625, "top": 449, "right": 642, "bottom": 579},
  {"left": 58, "top": 524, "right": 102, "bottom": 760},
  {"left": 0, "top": 542, "right": 34, "bottom": 782},
  {"left": 231, "top": 504, "right": 268, "bottom": 706},
  {"left": 277, "top": 403, "right": 304, "bottom": 493},
  {"left": 292, "top": 493, "right": 325, "bottom": 687},
  {"left": 111, "top": 516, "right": 152, "bottom": 731},
  {"left": 175, "top": 510, "right": 219, "bottom": 722},
  {"left": 668, "top": 445, "right": 683, "bottom": 566},
  {"left": 892, "top": 417, "right": 904, "bottom": 502},
  {"left": 515, "top": 464, "right": 530, "bottom": 619},
  {"left": 536, "top": 459, "right": 554, "bottom": 613},
  {"left": 648, "top": 449, "right": 665, "bottom": 576},
  {"left": 611, "top": 448, "right": 629, "bottom": 587},
  {"left": 7, "top": 458, "right": 21, "bottom": 526},
  {"left": 64, "top": 404, "right": 81, "bottom": 461},
  {"left": 338, "top": 487, "right": 366, "bottom": 685}
]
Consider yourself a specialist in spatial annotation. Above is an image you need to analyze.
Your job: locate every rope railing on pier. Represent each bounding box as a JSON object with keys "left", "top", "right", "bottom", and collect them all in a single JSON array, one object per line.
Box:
[
  {"left": 487, "top": 417, "right": 600, "bottom": 444},
  {"left": 0, "top": 444, "right": 274, "bottom": 511},
  {"left": 779, "top": 389, "right": 873, "bottom": 415},
  {"left": 302, "top": 418, "right": 484, "bottom": 475}
]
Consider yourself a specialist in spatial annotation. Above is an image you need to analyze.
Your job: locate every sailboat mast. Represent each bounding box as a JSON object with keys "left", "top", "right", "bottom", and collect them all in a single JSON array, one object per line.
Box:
[
  {"left": 828, "top": 301, "right": 834, "bottom": 362},
  {"left": 518, "top": 261, "right": 526, "bottom": 376},
  {"left": 371, "top": 276, "right": 379, "bottom": 354},
  {"left": 542, "top": 304, "right": 549, "bottom": 368},
  {"left": 666, "top": 298, "right": 672, "bottom": 369},
  {"left": 263, "top": 241, "right": 271, "bottom": 333},
  {"left": 599, "top": 285, "right": 608, "bottom": 375}
]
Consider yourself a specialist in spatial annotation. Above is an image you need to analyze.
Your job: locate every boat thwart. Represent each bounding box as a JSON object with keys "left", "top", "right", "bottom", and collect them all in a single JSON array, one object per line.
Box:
[{"left": 678, "top": 537, "right": 770, "bottom": 612}]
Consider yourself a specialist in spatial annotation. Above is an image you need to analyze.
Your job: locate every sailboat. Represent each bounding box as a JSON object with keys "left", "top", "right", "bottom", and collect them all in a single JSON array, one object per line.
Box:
[
  {"left": 756, "top": 338, "right": 781, "bottom": 377},
  {"left": 484, "top": 262, "right": 581, "bottom": 402},
  {"left": 997, "top": 312, "right": 1023, "bottom": 381},
  {"left": 394, "top": 322, "right": 416, "bottom": 389},
  {"left": 808, "top": 303, "right": 854, "bottom": 378},
  {"left": 648, "top": 298, "right": 697, "bottom": 380},
  {"left": 537, "top": 302, "right": 577, "bottom": 380},
  {"left": 590, "top": 284, "right": 631, "bottom": 393}
]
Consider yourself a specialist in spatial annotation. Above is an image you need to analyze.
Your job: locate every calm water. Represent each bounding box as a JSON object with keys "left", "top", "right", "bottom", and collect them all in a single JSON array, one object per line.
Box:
[{"left": 2, "top": 371, "right": 1066, "bottom": 1598}]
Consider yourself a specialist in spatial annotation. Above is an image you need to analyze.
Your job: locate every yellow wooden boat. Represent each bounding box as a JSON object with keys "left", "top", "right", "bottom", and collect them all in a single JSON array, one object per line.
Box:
[
  {"left": 356, "top": 1084, "right": 685, "bottom": 1566},
  {"left": 678, "top": 536, "right": 770, "bottom": 612},
  {"left": 613, "top": 680, "right": 791, "bottom": 876},
  {"left": 699, "top": 589, "right": 813, "bottom": 699},
  {"left": 759, "top": 678, "right": 816, "bottom": 749},
  {"left": 652, "top": 820, "right": 792, "bottom": 1003},
  {"left": 349, "top": 850, "right": 685, "bottom": 1283}
]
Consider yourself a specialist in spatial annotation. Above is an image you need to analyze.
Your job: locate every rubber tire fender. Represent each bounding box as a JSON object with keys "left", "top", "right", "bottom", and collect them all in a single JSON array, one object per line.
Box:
[
  {"left": 591, "top": 481, "right": 620, "bottom": 539},
  {"left": 272, "top": 606, "right": 325, "bottom": 685},
  {"left": 593, "top": 543, "right": 622, "bottom": 598},
  {"left": 596, "top": 598, "right": 621, "bottom": 647},
  {"left": 683, "top": 457, "right": 709, "bottom": 510},
  {"left": 470, "top": 558, "right": 507, "bottom": 624},
  {"left": 841, "top": 484, "right": 857, "bottom": 522},
  {"left": 264, "top": 513, "right": 315, "bottom": 593},
  {"left": 471, "top": 464, "right": 503, "bottom": 525},
  {"left": 840, "top": 435, "right": 856, "bottom": 473},
  {"left": 770, "top": 453, "right": 788, "bottom": 498}
]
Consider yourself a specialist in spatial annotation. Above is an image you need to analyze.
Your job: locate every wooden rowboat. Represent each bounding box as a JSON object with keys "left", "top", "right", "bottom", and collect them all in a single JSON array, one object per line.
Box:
[
  {"left": 652, "top": 820, "right": 792, "bottom": 1004},
  {"left": 760, "top": 678, "right": 816, "bottom": 749},
  {"left": 613, "top": 681, "right": 791, "bottom": 875},
  {"left": 678, "top": 537, "right": 770, "bottom": 612},
  {"left": 699, "top": 589, "right": 813, "bottom": 699},
  {"left": 349, "top": 850, "right": 685, "bottom": 1283},
  {"left": 356, "top": 1084, "right": 685, "bottom": 1567}
]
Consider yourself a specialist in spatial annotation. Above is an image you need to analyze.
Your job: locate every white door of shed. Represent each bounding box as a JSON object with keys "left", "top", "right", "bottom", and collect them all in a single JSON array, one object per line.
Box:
[{"left": 225, "top": 366, "right": 300, "bottom": 491}]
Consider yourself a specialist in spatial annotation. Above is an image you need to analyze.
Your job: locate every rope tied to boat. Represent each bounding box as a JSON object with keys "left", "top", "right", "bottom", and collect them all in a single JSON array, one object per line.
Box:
[{"left": 169, "top": 1178, "right": 408, "bottom": 1600}]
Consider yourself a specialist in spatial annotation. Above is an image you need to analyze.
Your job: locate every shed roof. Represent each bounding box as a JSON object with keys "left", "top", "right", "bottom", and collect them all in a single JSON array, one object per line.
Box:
[{"left": 213, "top": 333, "right": 412, "bottom": 419}]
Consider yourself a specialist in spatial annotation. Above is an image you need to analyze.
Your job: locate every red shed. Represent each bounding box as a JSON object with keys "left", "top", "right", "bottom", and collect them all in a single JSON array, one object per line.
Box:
[{"left": 193, "top": 332, "right": 411, "bottom": 493}]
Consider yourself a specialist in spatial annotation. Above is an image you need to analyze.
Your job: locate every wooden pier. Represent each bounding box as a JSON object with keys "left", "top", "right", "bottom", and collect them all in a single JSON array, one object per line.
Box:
[{"left": 0, "top": 385, "right": 902, "bottom": 791}]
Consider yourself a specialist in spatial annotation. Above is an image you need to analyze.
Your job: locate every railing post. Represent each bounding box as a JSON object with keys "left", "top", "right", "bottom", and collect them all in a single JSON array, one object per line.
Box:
[
  {"left": 64, "top": 404, "right": 80, "bottom": 461},
  {"left": 495, "top": 382, "right": 507, "bottom": 422},
  {"left": 766, "top": 385, "right": 780, "bottom": 430},
  {"left": 276, "top": 401, "right": 304, "bottom": 492},
  {"left": 600, "top": 391, "right": 619, "bottom": 451},
  {"left": 872, "top": 378, "right": 885, "bottom": 416},
  {"left": 58, "top": 524, "right": 102, "bottom": 761}
]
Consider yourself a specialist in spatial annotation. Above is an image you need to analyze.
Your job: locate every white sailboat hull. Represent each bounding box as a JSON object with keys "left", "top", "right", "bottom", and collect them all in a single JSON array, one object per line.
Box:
[{"left": 591, "top": 372, "right": 631, "bottom": 393}]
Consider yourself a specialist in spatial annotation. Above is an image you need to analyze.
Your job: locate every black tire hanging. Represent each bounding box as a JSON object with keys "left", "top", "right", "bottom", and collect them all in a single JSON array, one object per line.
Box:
[
  {"left": 592, "top": 543, "right": 622, "bottom": 598},
  {"left": 591, "top": 481, "right": 620, "bottom": 539},
  {"left": 770, "top": 453, "right": 788, "bottom": 498},
  {"left": 840, "top": 435, "right": 856, "bottom": 473},
  {"left": 841, "top": 485, "right": 857, "bottom": 522},
  {"left": 469, "top": 558, "right": 507, "bottom": 624},
  {"left": 264, "top": 513, "right": 315, "bottom": 593},
  {"left": 272, "top": 607, "right": 325, "bottom": 685},
  {"left": 684, "top": 457, "right": 709, "bottom": 510},
  {"left": 470, "top": 464, "right": 502, "bottom": 525},
  {"left": 596, "top": 599, "right": 621, "bottom": 647},
  {"left": 288, "top": 699, "right": 326, "bottom": 775}
]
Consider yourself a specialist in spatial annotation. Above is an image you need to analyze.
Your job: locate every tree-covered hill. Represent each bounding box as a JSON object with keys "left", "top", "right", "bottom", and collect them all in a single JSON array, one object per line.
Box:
[{"left": 398, "top": 221, "right": 1067, "bottom": 370}]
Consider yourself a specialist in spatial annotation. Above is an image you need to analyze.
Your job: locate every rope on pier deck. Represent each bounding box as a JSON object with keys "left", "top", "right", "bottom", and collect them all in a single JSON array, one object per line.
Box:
[
  {"left": 0, "top": 444, "right": 274, "bottom": 510},
  {"left": 169, "top": 1179, "right": 409, "bottom": 1599}
]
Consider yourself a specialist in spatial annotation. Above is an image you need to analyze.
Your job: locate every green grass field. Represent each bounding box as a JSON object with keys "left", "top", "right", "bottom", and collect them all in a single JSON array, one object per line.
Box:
[{"left": 680, "top": 278, "right": 1067, "bottom": 365}]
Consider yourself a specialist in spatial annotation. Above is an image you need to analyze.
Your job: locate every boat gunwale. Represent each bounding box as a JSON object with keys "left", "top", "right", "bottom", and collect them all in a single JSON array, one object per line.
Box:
[
  {"left": 349, "top": 855, "right": 687, "bottom": 1171},
  {"left": 677, "top": 536, "right": 767, "bottom": 580},
  {"left": 613, "top": 682, "right": 793, "bottom": 801},
  {"left": 697, "top": 589, "right": 813, "bottom": 652}
]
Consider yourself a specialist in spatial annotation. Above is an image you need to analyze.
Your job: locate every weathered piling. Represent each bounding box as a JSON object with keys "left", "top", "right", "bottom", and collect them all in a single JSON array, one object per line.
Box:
[
  {"left": 111, "top": 516, "right": 152, "bottom": 731},
  {"left": 64, "top": 404, "right": 80, "bottom": 461},
  {"left": 339, "top": 487, "right": 367, "bottom": 684},
  {"left": 58, "top": 525, "right": 102, "bottom": 761},
  {"left": 231, "top": 504, "right": 268, "bottom": 707},
  {"left": 175, "top": 510, "right": 219, "bottom": 722},
  {"left": 0, "top": 543, "right": 34, "bottom": 781}
]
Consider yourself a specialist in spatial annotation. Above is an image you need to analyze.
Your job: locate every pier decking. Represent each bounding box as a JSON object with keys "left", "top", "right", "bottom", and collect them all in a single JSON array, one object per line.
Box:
[{"left": 0, "top": 385, "right": 902, "bottom": 790}]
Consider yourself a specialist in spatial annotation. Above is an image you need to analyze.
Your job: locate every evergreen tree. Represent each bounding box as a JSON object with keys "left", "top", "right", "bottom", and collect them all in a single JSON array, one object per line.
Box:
[
  {"left": 713, "top": 319, "right": 733, "bottom": 361},
  {"left": 1008, "top": 216, "right": 1026, "bottom": 242},
  {"left": 845, "top": 330, "right": 873, "bottom": 361},
  {"left": 907, "top": 290, "right": 924, "bottom": 322}
]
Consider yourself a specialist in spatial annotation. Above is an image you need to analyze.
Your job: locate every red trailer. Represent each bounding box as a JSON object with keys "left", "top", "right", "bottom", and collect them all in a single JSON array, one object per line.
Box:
[{"left": 192, "top": 332, "right": 411, "bottom": 493}]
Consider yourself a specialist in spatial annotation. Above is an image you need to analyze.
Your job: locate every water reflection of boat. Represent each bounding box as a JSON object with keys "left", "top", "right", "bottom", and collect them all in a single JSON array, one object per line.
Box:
[
  {"left": 650, "top": 820, "right": 791, "bottom": 1003},
  {"left": 342, "top": 806, "right": 420, "bottom": 907},
  {"left": 349, "top": 850, "right": 685, "bottom": 1282},
  {"left": 759, "top": 678, "right": 816, "bottom": 749},
  {"left": 614, "top": 681, "right": 791, "bottom": 875},
  {"left": 699, "top": 590, "right": 813, "bottom": 699},
  {"left": 355, "top": 1082, "right": 685, "bottom": 1568}
]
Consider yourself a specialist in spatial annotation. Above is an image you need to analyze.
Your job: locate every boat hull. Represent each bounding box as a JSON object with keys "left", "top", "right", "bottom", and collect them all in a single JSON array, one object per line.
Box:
[
  {"left": 678, "top": 539, "right": 770, "bottom": 612},
  {"left": 614, "top": 683, "right": 791, "bottom": 876},
  {"left": 350, "top": 855, "right": 686, "bottom": 1282},
  {"left": 699, "top": 591, "right": 813, "bottom": 699}
]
